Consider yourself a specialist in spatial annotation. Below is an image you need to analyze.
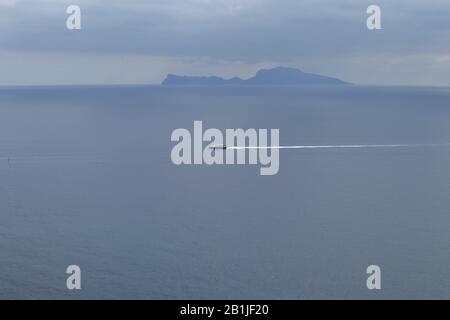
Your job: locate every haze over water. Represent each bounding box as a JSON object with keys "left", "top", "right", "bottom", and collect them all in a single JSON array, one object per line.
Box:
[{"left": 0, "top": 85, "right": 449, "bottom": 299}]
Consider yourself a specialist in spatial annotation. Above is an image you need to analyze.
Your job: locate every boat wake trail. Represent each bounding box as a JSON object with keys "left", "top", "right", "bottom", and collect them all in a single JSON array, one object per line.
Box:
[{"left": 229, "top": 143, "right": 450, "bottom": 150}]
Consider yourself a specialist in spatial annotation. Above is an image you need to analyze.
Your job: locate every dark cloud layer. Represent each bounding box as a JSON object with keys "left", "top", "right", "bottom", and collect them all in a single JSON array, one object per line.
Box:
[{"left": 1, "top": 0, "right": 450, "bottom": 85}]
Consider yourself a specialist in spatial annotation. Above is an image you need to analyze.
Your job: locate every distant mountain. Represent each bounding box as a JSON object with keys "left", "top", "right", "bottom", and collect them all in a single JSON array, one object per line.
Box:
[{"left": 161, "top": 66, "right": 351, "bottom": 86}]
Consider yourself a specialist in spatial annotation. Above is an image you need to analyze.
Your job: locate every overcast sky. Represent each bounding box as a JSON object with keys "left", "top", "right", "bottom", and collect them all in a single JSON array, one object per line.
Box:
[{"left": 1, "top": 0, "right": 450, "bottom": 86}]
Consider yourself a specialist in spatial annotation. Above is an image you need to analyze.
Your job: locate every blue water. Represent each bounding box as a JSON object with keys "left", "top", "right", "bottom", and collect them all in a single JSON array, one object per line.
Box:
[{"left": 0, "top": 85, "right": 449, "bottom": 299}]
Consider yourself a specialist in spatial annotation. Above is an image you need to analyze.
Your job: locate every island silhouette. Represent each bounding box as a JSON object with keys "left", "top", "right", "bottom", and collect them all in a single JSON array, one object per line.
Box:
[{"left": 162, "top": 66, "right": 351, "bottom": 86}]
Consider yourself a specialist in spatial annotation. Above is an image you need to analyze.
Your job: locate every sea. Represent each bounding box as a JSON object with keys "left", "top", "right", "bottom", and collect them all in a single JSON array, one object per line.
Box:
[{"left": 0, "top": 85, "right": 449, "bottom": 299}]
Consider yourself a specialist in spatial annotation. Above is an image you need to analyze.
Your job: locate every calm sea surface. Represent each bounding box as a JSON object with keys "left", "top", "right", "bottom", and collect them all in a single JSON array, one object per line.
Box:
[{"left": 0, "top": 85, "right": 449, "bottom": 299}]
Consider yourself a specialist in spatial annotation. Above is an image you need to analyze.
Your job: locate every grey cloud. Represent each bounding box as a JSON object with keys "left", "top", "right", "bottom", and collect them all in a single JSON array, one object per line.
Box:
[
  {"left": 2, "top": 0, "right": 450, "bottom": 57},
  {"left": 1, "top": 0, "right": 450, "bottom": 85}
]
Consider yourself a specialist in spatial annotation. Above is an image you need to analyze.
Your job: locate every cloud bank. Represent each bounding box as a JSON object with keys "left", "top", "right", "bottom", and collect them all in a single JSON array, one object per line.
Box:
[{"left": 1, "top": 0, "right": 450, "bottom": 85}]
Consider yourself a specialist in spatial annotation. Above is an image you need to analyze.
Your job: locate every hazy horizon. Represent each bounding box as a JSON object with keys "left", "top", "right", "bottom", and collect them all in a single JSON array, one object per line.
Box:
[{"left": 1, "top": 65, "right": 450, "bottom": 88}]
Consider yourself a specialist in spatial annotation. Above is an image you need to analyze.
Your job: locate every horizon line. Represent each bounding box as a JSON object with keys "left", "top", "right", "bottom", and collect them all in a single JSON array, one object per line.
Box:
[{"left": 1, "top": 83, "right": 450, "bottom": 89}]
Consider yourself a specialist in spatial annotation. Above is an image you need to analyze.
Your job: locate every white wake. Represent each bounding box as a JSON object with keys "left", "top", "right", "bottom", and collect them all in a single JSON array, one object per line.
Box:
[{"left": 229, "top": 143, "right": 450, "bottom": 150}]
